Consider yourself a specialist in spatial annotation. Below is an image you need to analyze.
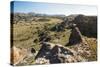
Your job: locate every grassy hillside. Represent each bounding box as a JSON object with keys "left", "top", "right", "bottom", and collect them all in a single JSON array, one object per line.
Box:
[
  {"left": 12, "top": 17, "right": 71, "bottom": 50},
  {"left": 11, "top": 13, "right": 97, "bottom": 65}
]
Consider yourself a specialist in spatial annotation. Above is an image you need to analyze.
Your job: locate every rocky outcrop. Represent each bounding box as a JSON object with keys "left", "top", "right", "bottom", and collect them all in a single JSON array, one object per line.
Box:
[
  {"left": 66, "top": 24, "right": 83, "bottom": 45},
  {"left": 50, "top": 18, "right": 69, "bottom": 32},
  {"left": 11, "top": 46, "right": 27, "bottom": 65},
  {"left": 68, "top": 15, "right": 97, "bottom": 38},
  {"left": 51, "top": 14, "right": 97, "bottom": 38},
  {"left": 34, "top": 42, "right": 87, "bottom": 64},
  {"left": 38, "top": 31, "right": 51, "bottom": 42}
]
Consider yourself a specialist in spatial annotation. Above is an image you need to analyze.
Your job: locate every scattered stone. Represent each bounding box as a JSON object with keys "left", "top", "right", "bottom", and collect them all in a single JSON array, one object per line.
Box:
[{"left": 31, "top": 48, "right": 36, "bottom": 54}]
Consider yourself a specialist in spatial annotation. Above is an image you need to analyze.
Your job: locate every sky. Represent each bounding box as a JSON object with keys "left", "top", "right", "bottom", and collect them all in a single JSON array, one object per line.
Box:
[{"left": 11, "top": 1, "right": 97, "bottom": 16}]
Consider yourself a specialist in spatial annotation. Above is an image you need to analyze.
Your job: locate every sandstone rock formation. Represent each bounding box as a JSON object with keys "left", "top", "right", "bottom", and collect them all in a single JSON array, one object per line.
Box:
[{"left": 11, "top": 46, "right": 27, "bottom": 65}]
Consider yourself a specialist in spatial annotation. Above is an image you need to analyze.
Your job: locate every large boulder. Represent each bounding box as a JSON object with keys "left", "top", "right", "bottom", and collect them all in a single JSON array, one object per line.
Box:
[{"left": 66, "top": 24, "right": 83, "bottom": 45}]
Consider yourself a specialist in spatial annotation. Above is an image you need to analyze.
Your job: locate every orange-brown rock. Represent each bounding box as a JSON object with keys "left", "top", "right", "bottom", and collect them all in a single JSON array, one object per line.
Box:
[{"left": 11, "top": 46, "right": 27, "bottom": 65}]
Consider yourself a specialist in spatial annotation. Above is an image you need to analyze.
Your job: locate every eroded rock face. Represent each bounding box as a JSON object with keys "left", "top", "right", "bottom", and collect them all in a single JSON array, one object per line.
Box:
[
  {"left": 34, "top": 42, "right": 87, "bottom": 64},
  {"left": 11, "top": 46, "right": 27, "bottom": 65}
]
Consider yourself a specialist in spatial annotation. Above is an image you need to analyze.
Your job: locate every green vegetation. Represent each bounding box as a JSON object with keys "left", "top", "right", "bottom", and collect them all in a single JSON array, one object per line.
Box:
[
  {"left": 11, "top": 13, "right": 97, "bottom": 65},
  {"left": 12, "top": 15, "right": 68, "bottom": 50}
]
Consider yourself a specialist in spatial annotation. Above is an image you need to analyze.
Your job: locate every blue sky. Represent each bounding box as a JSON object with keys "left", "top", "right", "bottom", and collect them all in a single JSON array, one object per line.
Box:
[{"left": 11, "top": 1, "right": 97, "bottom": 16}]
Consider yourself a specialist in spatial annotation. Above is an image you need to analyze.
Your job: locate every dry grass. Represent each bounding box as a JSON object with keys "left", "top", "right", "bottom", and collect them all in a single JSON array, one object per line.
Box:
[{"left": 12, "top": 18, "right": 63, "bottom": 49}]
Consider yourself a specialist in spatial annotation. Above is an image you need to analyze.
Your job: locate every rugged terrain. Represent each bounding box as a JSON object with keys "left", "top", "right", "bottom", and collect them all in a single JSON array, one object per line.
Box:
[{"left": 11, "top": 13, "right": 97, "bottom": 65}]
